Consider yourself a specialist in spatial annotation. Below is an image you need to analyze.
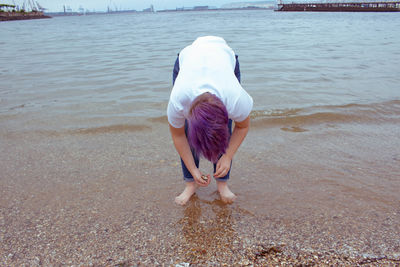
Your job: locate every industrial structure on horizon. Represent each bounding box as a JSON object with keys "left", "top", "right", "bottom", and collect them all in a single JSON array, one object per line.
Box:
[
  {"left": 2, "top": 0, "right": 400, "bottom": 21},
  {"left": 0, "top": 0, "right": 46, "bottom": 12},
  {"left": 0, "top": 1, "right": 50, "bottom": 21}
]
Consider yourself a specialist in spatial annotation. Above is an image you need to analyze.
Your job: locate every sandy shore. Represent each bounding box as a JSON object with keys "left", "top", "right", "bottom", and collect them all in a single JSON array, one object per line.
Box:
[{"left": 1, "top": 116, "right": 400, "bottom": 265}]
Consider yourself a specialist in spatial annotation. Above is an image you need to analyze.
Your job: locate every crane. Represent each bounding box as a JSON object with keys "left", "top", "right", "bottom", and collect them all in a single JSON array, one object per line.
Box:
[{"left": 35, "top": 1, "right": 46, "bottom": 12}]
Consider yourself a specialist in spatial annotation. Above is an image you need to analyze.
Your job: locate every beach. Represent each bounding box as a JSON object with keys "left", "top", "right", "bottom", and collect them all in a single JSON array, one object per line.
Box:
[
  {"left": 1, "top": 10, "right": 400, "bottom": 265},
  {"left": 1, "top": 108, "right": 400, "bottom": 265}
]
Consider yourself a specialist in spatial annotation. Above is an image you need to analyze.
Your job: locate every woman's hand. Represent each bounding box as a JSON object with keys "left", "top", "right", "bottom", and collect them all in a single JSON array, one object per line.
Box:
[
  {"left": 193, "top": 169, "right": 211, "bottom": 187},
  {"left": 214, "top": 154, "right": 232, "bottom": 178}
]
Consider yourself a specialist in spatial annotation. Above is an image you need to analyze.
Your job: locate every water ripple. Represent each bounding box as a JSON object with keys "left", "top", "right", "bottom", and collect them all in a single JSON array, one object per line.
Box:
[{"left": 1, "top": 11, "right": 399, "bottom": 129}]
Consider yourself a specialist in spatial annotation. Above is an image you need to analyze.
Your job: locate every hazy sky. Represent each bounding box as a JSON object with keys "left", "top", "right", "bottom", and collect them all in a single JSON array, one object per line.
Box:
[{"left": 4, "top": 0, "right": 251, "bottom": 12}]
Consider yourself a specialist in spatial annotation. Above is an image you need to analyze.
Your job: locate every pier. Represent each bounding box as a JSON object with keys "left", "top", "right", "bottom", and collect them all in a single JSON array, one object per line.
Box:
[{"left": 276, "top": 0, "right": 400, "bottom": 11}]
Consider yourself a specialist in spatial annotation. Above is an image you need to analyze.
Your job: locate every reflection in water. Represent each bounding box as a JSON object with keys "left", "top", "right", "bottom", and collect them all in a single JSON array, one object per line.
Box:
[{"left": 177, "top": 195, "right": 238, "bottom": 262}]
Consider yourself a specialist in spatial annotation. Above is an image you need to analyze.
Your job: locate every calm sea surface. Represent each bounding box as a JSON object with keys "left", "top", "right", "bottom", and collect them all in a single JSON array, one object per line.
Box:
[{"left": 1, "top": 10, "right": 400, "bottom": 131}]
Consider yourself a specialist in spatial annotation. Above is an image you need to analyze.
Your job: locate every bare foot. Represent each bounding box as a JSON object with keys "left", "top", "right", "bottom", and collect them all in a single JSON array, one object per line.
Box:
[
  {"left": 175, "top": 182, "right": 197, "bottom": 205},
  {"left": 217, "top": 181, "right": 237, "bottom": 204}
]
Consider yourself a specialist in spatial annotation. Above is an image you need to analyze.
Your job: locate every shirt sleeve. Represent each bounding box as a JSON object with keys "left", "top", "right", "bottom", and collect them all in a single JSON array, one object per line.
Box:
[
  {"left": 167, "top": 100, "right": 185, "bottom": 128},
  {"left": 230, "top": 91, "right": 253, "bottom": 122}
]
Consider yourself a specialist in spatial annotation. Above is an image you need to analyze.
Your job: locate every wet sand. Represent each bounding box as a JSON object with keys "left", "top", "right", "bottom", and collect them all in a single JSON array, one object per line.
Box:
[{"left": 1, "top": 115, "right": 400, "bottom": 265}]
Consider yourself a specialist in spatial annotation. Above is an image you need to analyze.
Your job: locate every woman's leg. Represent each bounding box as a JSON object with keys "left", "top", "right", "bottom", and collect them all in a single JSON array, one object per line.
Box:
[
  {"left": 213, "top": 119, "right": 233, "bottom": 181},
  {"left": 213, "top": 119, "right": 237, "bottom": 204},
  {"left": 214, "top": 57, "right": 240, "bottom": 204},
  {"left": 181, "top": 120, "right": 200, "bottom": 182},
  {"left": 175, "top": 121, "right": 200, "bottom": 205}
]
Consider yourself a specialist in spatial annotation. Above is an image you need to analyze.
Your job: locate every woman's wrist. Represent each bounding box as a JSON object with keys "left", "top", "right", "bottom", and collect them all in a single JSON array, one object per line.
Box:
[
  {"left": 224, "top": 152, "right": 233, "bottom": 161},
  {"left": 190, "top": 168, "right": 201, "bottom": 179}
]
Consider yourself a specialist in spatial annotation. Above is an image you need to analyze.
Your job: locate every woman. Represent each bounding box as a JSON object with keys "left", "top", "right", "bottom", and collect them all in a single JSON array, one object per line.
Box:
[{"left": 167, "top": 36, "right": 253, "bottom": 205}]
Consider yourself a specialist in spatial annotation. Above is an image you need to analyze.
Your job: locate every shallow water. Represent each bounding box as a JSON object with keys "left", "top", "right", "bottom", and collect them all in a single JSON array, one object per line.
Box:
[
  {"left": 1, "top": 11, "right": 400, "bottom": 128},
  {"left": 1, "top": 10, "right": 400, "bottom": 265}
]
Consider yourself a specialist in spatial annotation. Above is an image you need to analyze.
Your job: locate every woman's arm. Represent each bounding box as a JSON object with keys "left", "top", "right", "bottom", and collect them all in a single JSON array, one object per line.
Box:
[
  {"left": 214, "top": 116, "right": 250, "bottom": 178},
  {"left": 169, "top": 124, "right": 210, "bottom": 186}
]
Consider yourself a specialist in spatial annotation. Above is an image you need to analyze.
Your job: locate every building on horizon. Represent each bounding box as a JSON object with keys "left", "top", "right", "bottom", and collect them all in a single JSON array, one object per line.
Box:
[{"left": 142, "top": 4, "right": 154, "bottom": 12}]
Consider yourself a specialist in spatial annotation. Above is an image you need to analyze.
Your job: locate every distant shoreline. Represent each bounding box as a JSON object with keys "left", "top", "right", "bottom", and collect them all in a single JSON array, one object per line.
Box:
[
  {"left": 157, "top": 7, "right": 274, "bottom": 12},
  {"left": 45, "top": 7, "right": 274, "bottom": 17},
  {"left": 0, "top": 11, "right": 51, "bottom": 21}
]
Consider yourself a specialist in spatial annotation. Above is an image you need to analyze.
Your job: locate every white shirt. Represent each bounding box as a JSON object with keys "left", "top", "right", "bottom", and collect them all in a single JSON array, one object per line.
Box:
[{"left": 167, "top": 36, "right": 253, "bottom": 128}]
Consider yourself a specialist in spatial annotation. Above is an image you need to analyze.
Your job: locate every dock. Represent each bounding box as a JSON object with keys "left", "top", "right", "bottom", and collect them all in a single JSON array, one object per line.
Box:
[{"left": 276, "top": 0, "right": 400, "bottom": 11}]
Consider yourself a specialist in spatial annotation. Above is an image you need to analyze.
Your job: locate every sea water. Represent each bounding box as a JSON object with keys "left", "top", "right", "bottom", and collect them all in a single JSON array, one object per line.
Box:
[{"left": 1, "top": 10, "right": 399, "bottom": 131}]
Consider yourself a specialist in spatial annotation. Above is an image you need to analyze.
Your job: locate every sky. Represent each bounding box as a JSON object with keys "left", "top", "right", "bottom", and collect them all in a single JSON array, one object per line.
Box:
[{"left": 3, "top": 0, "right": 254, "bottom": 12}]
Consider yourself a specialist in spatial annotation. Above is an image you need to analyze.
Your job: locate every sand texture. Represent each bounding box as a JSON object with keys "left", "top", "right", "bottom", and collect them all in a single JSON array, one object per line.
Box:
[{"left": 1, "top": 118, "right": 400, "bottom": 266}]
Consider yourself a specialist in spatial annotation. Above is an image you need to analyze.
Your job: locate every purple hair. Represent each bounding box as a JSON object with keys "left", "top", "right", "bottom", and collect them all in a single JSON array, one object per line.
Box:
[{"left": 188, "top": 93, "right": 229, "bottom": 163}]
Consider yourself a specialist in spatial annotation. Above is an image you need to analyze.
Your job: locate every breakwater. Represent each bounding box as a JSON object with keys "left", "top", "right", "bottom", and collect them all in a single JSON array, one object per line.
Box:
[{"left": 0, "top": 11, "right": 50, "bottom": 21}]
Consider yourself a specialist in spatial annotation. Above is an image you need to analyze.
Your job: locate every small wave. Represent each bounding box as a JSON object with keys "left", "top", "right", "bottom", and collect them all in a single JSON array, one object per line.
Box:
[
  {"left": 147, "top": 116, "right": 168, "bottom": 123},
  {"left": 251, "top": 100, "right": 400, "bottom": 129},
  {"left": 67, "top": 124, "right": 151, "bottom": 135},
  {"left": 251, "top": 108, "right": 303, "bottom": 118},
  {"left": 281, "top": 126, "right": 308, "bottom": 133},
  {"left": 9, "top": 104, "right": 26, "bottom": 111},
  {"left": 145, "top": 101, "right": 400, "bottom": 130},
  {"left": 0, "top": 124, "right": 151, "bottom": 139}
]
